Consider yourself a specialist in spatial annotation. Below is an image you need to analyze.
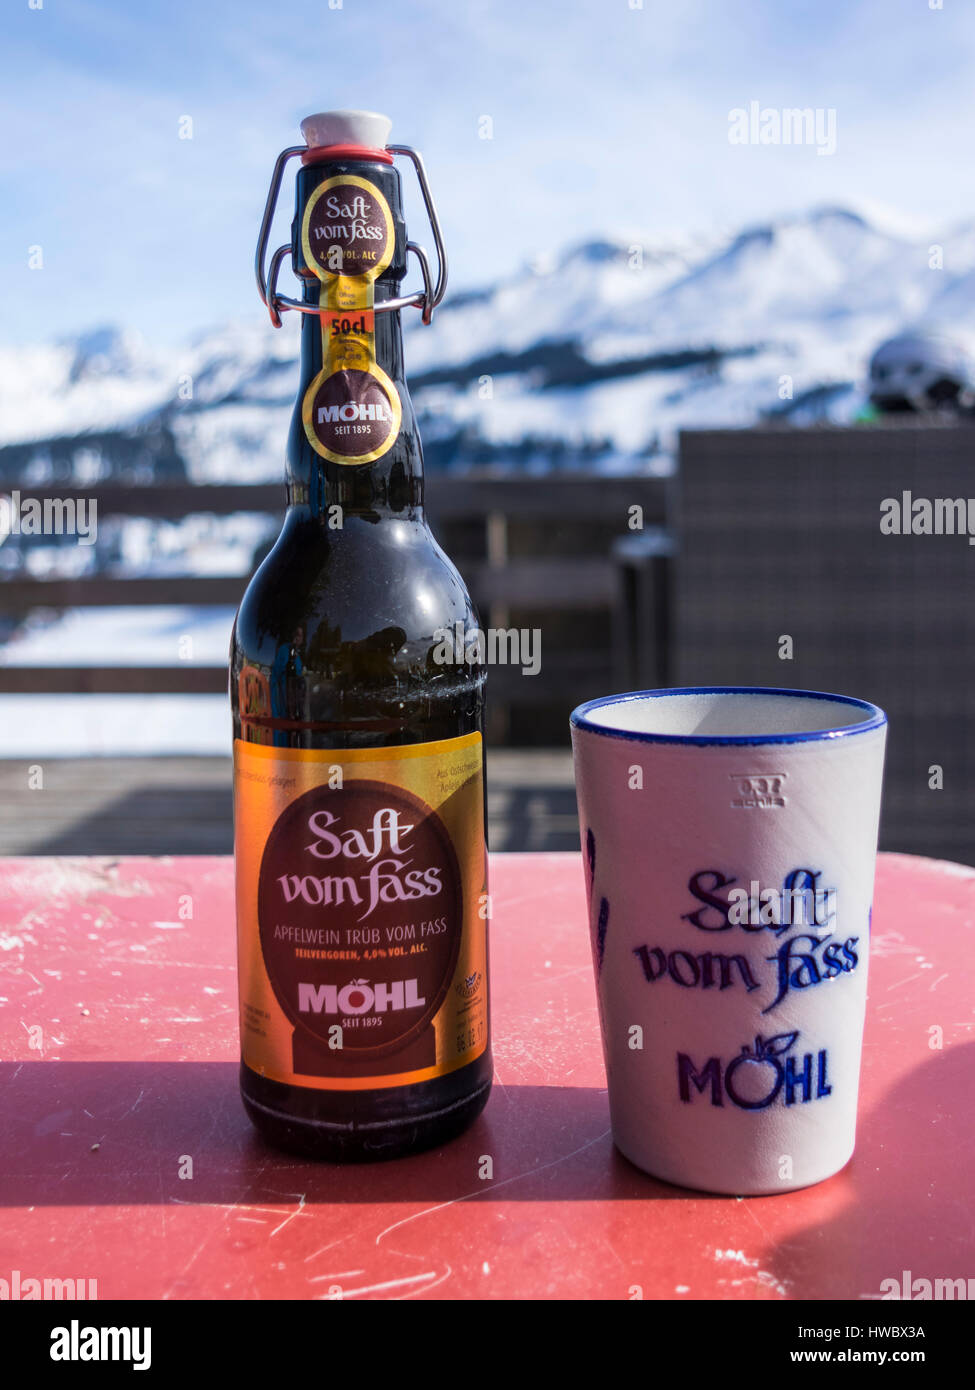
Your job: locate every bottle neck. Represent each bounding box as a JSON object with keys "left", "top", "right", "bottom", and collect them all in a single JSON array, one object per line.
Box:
[
  {"left": 297, "top": 279, "right": 408, "bottom": 396},
  {"left": 286, "top": 161, "right": 424, "bottom": 520}
]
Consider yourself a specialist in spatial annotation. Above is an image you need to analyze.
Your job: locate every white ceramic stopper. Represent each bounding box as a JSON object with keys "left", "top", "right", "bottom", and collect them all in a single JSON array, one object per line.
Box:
[{"left": 300, "top": 110, "right": 392, "bottom": 150}]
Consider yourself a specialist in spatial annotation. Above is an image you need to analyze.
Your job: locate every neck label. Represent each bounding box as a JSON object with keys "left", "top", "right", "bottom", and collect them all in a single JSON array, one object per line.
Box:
[{"left": 300, "top": 175, "right": 402, "bottom": 465}]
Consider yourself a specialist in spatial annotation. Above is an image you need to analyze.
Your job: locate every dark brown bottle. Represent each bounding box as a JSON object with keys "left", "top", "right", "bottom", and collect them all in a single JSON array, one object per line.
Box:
[{"left": 232, "top": 111, "right": 491, "bottom": 1160}]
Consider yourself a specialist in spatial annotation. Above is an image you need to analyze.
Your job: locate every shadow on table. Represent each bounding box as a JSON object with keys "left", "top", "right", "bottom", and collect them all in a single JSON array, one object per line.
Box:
[
  {"left": 0, "top": 1061, "right": 700, "bottom": 1208},
  {"left": 34, "top": 786, "right": 233, "bottom": 856},
  {"left": 488, "top": 786, "right": 581, "bottom": 852},
  {"left": 764, "top": 1042, "right": 975, "bottom": 1300}
]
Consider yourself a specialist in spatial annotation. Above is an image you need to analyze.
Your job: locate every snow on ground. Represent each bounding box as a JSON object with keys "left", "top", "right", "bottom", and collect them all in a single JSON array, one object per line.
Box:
[
  {"left": 0, "top": 695, "right": 229, "bottom": 757},
  {"left": 0, "top": 606, "right": 236, "bottom": 667},
  {"left": 0, "top": 607, "right": 232, "bottom": 756}
]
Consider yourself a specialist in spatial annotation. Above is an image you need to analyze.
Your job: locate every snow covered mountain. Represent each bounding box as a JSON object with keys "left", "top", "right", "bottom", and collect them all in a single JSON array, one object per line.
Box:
[{"left": 2, "top": 204, "right": 974, "bottom": 486}]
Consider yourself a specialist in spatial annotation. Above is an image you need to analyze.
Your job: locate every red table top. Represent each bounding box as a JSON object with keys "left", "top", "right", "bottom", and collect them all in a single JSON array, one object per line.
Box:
[{"left": 0, "top": 851, "right": 972, "bottom": 1302}]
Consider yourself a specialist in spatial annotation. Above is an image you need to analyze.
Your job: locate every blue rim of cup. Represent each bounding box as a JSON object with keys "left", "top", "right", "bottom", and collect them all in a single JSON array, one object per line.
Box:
[{"left": 569, "top": 686, "right": 887, "bottom": 747}]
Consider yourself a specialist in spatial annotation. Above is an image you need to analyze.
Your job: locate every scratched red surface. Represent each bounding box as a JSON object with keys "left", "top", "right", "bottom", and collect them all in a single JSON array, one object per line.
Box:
[{"left": 0, "top": 851, "right": 972, "bottom": 1301}]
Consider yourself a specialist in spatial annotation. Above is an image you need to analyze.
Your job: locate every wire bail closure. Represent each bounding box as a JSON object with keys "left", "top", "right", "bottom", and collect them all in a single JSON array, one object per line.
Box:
[{"left": 255, "top": 144, "right": 447, "bottom": 329}]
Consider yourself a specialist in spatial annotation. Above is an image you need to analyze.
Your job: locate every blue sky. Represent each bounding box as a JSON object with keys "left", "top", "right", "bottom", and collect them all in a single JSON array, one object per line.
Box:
[{"left": 2, "top": 0, "right": 973, "bottom": 345}]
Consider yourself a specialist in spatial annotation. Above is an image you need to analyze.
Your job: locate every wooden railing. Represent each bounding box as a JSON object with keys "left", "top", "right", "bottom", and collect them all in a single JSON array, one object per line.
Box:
[{"left": 0, "top": 473, "right": 671, "bottom": 726}]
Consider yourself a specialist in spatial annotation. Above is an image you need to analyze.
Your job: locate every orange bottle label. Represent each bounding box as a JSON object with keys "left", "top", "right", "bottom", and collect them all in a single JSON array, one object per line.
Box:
[{"left": 233, "top": 733, "right": 488, "bottom": 1090}]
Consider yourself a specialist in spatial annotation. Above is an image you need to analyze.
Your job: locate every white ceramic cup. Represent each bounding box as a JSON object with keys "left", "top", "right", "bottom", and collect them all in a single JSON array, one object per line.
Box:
[{"left": 570, "top": 686, "right": 887, "bottom": 1195}]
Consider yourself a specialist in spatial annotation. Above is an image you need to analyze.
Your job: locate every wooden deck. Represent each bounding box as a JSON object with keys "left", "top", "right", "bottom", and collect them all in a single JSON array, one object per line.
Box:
[{"left": 0, "top": 750, "right": 579, "bottom": 857}]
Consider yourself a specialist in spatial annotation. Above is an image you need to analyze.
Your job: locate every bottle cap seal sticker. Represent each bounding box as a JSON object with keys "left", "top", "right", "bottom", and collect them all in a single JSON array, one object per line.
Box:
[
  {"left": 300, "top": 176, "right": 402, "bottom": 465},
  {"left": 301, "top": 175, "right": 395, "bottom": 282}
]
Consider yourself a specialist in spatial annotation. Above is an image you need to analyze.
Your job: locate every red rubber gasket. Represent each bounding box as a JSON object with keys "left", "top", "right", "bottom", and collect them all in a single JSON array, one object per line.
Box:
[{"left": 301, "top": 143, "right": 394, "bottom": 166}]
